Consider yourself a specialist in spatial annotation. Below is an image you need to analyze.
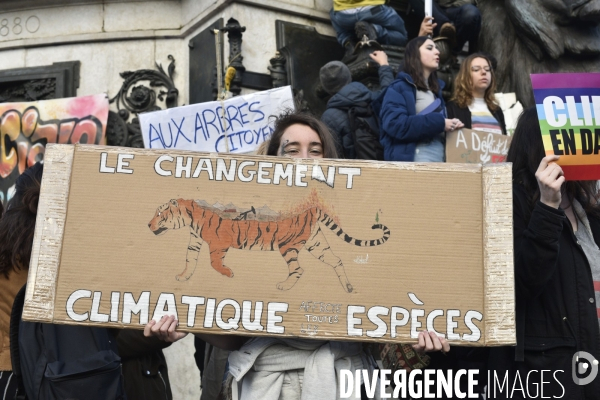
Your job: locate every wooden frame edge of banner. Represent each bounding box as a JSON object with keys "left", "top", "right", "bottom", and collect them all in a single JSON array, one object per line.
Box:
[
  {"left": 23, "top": 144, "right": 75, "bottom": 323},
  {"left": 482, "top": 162, "right": 516, "bottom": 346}
]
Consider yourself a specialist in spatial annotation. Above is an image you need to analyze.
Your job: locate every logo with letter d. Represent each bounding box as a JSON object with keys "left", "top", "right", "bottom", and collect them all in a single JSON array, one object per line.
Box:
[{"left": 572, "top": 351, "right": 599, "bottom": 385}]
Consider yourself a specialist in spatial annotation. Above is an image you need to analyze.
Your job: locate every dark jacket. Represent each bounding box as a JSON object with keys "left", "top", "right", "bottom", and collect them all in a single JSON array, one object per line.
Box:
[
  {"left": 17, "top": 308, "right": 171, "bottom": 400},
  {"left": 19, "top": 322, "right": 126, "bottom": 400},
  {"left": 445, "top": 100, "right": 507, "bottom": 135},
  {"left": 488, "top": 185, "right": 600, "bottom": 399},
  {"left": 378, "top": 72, "right": 446, "bottom": 161},
  {"left": 321, "top": 65, "right": 394, "bottom": 158},
  {"left": 117, "top": 329, "right": 173, "bottom": 400}
]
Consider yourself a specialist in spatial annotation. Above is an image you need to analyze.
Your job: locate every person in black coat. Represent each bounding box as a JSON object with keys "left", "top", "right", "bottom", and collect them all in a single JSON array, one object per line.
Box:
[
  {"left": 446, "top": 52, "right": 506, "bottom": 135},
  {"left": 320, "top": 51, "right": 393, "bottom": 159},
  {"left": 487, "top": 107, "right": 600, "bottom": 399},
  {"left": 117, "top": 329, "right": 173, "bottom": 400}
]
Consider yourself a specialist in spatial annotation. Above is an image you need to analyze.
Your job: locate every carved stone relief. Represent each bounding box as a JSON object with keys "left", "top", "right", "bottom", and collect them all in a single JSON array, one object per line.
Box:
[
  {"left": 479, "top": 0, "right": 600, "bottom": 106},
  {"left": 0, "top": 61, "right": 79, "bottom": 102}
]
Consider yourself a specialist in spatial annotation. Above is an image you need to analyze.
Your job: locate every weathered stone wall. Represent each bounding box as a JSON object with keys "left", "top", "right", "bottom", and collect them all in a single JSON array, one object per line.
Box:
[{"left": 0, "top": 1, "right": 336, "bottom": 105}]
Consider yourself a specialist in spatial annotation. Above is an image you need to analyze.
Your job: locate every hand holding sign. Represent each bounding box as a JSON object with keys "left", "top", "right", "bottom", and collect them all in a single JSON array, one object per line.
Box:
[
  {"left": 144, "top": 315, "right": 187, "bottom": 343},
  {"left": 418, "top": 16, "right": 437, "bottom": 37},
  {"left": 144, "top": 315, "right": 247, "bottom": 350},
  {"left": 535, "top": 155, "right": 565, "bottom": 209},
  {"left": 445, "top": 118, "right": 464, "bottom": 132},
  {"left": 413, "top": 330, "right": 450, "bottom": 354}
]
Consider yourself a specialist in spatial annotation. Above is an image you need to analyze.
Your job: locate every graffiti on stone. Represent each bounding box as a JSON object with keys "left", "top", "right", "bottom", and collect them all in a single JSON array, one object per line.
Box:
[{"left": 0, "top": 94, "right": 108, "bottom": 205}]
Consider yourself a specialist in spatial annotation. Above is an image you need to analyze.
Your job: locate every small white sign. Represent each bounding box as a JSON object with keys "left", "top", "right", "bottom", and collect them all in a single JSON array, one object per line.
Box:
[
  {"left": 425, "top": 0, "right": 432, "bottom": 17},
  {"left": 140, "top": 86, "right": 294, "bottom": 153}
]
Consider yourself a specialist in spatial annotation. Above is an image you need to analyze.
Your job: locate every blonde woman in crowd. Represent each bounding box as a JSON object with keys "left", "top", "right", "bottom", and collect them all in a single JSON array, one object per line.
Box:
[{"left": 446, "top": 52, "right": 506, "bottom": 135}]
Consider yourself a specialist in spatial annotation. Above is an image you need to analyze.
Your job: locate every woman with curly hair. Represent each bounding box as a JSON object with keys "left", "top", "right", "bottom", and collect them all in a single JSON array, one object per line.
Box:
[{"left": 446, "top": 53, "right": 506, "bottom": 135}]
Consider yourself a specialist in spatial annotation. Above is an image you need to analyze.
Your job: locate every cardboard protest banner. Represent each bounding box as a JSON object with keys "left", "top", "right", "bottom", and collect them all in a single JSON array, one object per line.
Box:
[
  {"left": 531, "top": 73, "right": 600, "bottom": 180},
  {"left": 0, "top": 94, "right": 108, "bottom": 205},
  {"left": 24, "top": 144, "right": 515, "bottom": 346},
  {"left": 139, "top": 86, "right": 294, "bottom": 153},
  {"left": 446, "top": 128, "right": 512, "bottom": 164}
]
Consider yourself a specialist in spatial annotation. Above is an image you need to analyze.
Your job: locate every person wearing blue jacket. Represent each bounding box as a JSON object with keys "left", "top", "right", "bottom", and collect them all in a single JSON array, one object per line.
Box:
[
  {"left": 320, "top": 51, "right": 393, "bottom": 159},
  {"left": 378, "top": 36, "right": 463, "bottom": 162}
]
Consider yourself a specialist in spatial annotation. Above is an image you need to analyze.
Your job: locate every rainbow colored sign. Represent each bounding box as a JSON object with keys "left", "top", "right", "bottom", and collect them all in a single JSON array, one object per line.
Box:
[{"left": 531, "top": 73, "right": 600, "bottom": 180}]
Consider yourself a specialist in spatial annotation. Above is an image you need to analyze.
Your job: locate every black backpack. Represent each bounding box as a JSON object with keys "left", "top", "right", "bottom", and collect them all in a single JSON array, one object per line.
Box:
[
  {"left": 347, "top": 102, "right": 384, "bottom": 160},
  {"left": 10, "top": 284, "right": 126, "bottom": 400}
]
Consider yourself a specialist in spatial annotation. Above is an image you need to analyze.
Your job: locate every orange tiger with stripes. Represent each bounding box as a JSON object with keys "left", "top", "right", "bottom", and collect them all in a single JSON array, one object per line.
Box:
[{"left": 148, "top": 198, "right": 390, "bottom": 292}]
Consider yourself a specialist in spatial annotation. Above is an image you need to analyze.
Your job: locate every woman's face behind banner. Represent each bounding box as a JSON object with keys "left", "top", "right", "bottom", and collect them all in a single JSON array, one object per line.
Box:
[{"left": 277, "top": 124, "right": 324, "bottom": 159}]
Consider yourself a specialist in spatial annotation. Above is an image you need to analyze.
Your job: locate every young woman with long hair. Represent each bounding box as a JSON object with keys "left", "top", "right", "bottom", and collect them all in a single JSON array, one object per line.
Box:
[
  {"left": 447, "top": 53, "right": 506, "bottom": 135},
  {"left": 146, "top": 110, "right": 450, "bottom": 399},
  {"left": 378, "top": 36, "right": 463, "bottom": 162}
]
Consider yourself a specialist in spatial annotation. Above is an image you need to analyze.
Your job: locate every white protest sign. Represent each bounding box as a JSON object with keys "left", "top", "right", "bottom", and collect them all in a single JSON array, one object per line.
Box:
[{"left": 140, "top": 86, "right": 294, "bottom": 153}]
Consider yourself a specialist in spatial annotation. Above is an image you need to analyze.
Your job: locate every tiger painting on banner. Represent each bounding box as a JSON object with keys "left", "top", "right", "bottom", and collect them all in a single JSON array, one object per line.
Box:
[{"left": 148, "top": 197, "right": 391, "bottom": 293}]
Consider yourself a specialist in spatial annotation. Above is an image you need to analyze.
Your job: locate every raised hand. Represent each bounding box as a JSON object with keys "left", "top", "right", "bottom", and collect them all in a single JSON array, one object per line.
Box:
[
  {"left": 444, "top": 118, "right": 464, "bottom": 132},
  {"left": 419, "top": 16, "right": 437, "bottom": 37},
  {"left": 535, "top": 155, "right": 564, "bottom": 209}
]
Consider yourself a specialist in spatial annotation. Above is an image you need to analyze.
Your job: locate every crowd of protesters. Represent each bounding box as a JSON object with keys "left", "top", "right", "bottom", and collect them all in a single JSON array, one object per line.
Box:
[{"left": 1, "top": 1, "right": 598, "bottom": 400}]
